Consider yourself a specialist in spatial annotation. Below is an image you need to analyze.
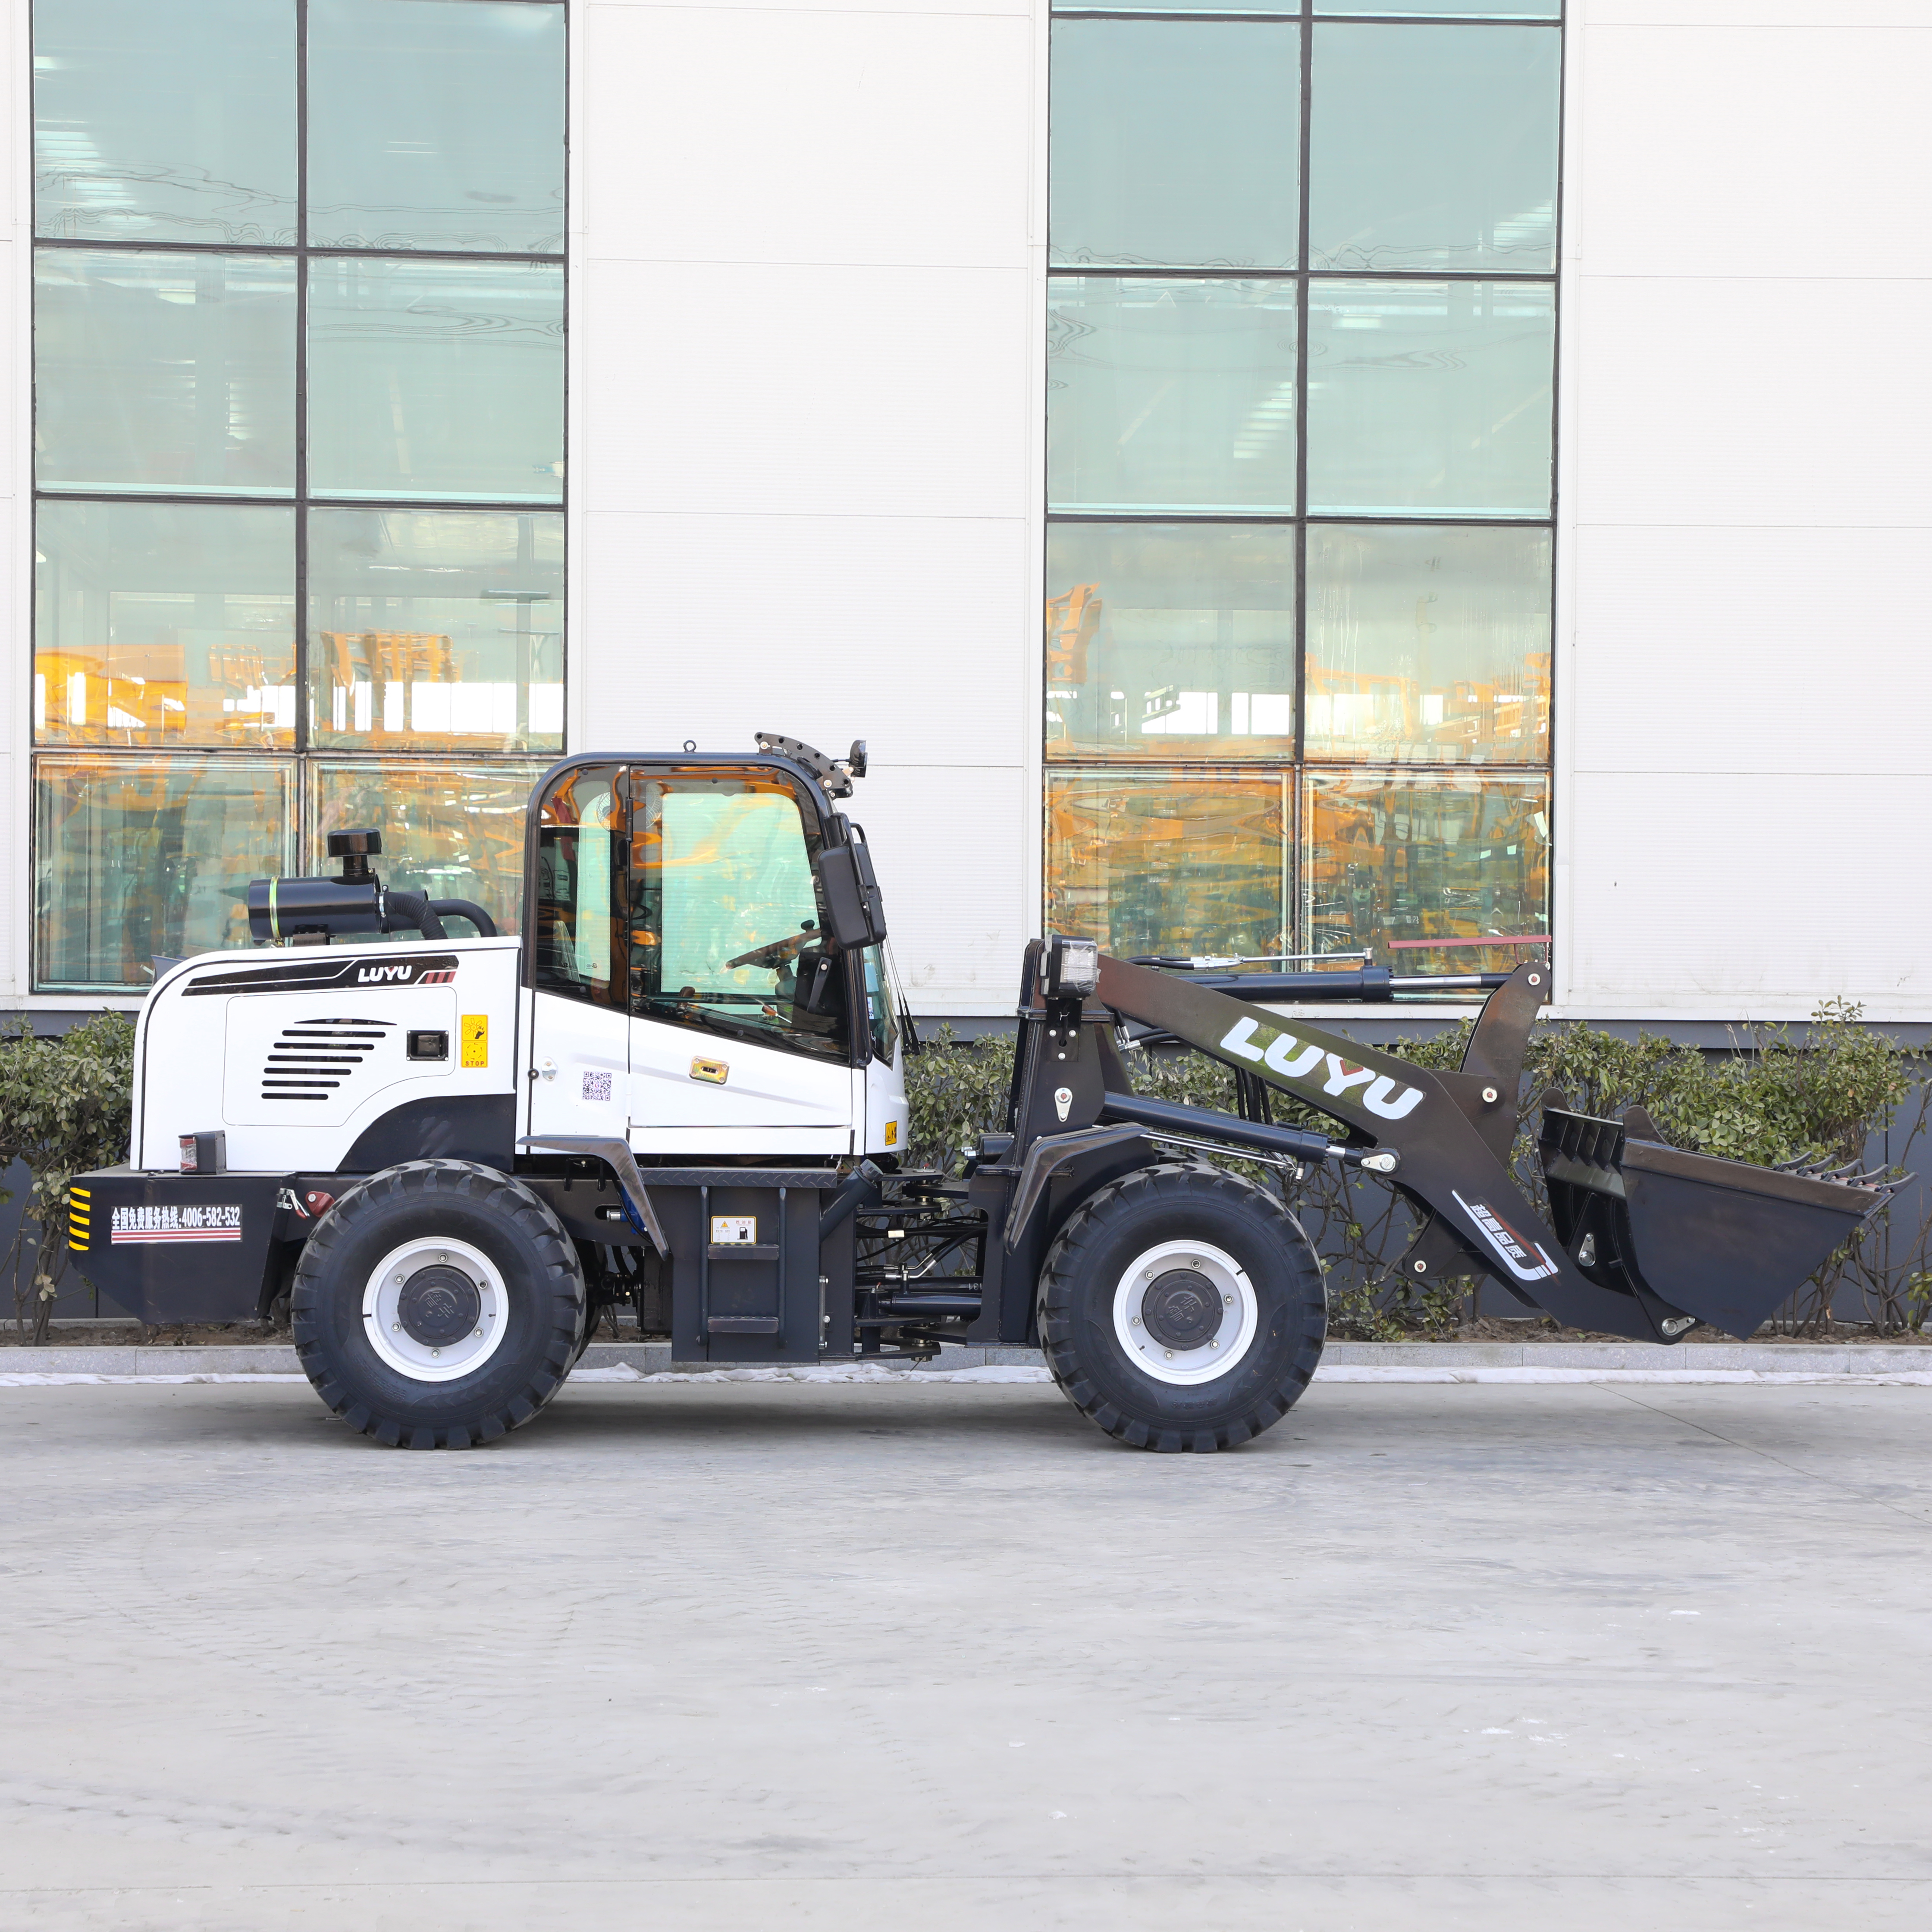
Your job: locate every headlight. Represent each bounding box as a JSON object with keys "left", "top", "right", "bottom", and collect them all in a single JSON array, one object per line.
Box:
[{"left": 1045, "top": 935, "right": 1100, "bottom": 998}]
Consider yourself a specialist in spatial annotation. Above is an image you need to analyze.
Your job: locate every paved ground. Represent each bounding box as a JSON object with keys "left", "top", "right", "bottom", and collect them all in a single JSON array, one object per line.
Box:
[{"left": 3, "top": 1376, "right": 1929, "bottom": 1931}]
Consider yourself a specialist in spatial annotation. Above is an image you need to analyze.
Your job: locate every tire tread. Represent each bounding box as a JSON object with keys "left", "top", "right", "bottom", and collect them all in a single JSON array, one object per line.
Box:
[
  {"left": 290, "top": 1159, "right": 583, "bottom": 1450},
  {"left": 1037, "top": 1160, "right": 1325, "bottom": 1453}
]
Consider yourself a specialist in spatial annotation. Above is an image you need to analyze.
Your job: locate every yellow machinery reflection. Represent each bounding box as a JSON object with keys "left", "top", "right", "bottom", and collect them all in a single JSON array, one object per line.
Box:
[
  {"left": 33, "top": 641, "right": 294, "bottom": 746},
  {"left": 1304, "top": 647, "right": 1550, "bottom": 763},
  {"left": 1303, "top": 773, "right": 1548, "bottom": 973},
  {"left": 311, "top": 760, "right": 543, "bottom": 933},
  {"left": 1046, "top": 770, "right": 1288, "bottom": 960}
]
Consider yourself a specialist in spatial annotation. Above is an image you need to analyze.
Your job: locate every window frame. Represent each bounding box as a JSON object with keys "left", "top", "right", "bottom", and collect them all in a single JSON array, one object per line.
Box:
[
  {"left": 1043, "top": 2, "right": 1562, "bottom": 973},
  {"left": 26, "top": 0, "right": 571, "bottom": 993}
]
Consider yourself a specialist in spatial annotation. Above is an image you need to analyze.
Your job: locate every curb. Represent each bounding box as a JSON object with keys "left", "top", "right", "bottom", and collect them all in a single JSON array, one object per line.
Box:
[{"left": 3, "top": 1340, "right": 1929, "bottom": 1378}]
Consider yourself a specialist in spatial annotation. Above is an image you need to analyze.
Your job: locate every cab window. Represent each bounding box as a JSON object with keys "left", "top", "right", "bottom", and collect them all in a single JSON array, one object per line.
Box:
[
  {"left": 627, "top": 772, "right": 849, "bottom": 1062},
  {"left": 532, "top": 764, "right": 625, "bottom": 1008},
  {"left": 862, "top": 945, "right": 897, "bottom": 1064}
]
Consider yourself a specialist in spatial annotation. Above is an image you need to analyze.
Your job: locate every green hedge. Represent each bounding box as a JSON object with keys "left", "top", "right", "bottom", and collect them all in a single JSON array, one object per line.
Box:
[
  {"left": 905, "top": 1004, "right": 1932, "bottom": 1339},
  {"left": 1, "top": 1014, "right": 137, "bottom": 1342}
]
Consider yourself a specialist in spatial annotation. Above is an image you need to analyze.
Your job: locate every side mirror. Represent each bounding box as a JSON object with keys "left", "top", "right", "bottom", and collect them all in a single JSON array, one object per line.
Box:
[{"left": 819, "top": 817, "right": 888, "bottom": 949}]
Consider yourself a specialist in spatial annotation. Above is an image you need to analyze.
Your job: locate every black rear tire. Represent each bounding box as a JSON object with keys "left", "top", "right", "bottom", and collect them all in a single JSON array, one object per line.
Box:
[
  {"left": 1038, "top": 1161, "right": 1325, "bottom": 1452},
  {"left": 292, "top": 1160, "right": 585, "bottom": 1449}
]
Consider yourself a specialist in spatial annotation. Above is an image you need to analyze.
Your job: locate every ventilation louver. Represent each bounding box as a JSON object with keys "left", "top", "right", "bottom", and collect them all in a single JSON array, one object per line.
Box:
[{"left": 260, "top": 1018, "right": 394, "bottom": 1102}]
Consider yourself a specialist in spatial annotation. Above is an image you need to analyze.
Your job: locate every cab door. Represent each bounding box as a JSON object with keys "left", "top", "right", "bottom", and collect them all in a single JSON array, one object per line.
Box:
[
  {"left": 527, "top": 762, "right": 632, "bottom": 1142},
  {"left": 623, "top": 767, "right": 855, "bottom": 1156}
]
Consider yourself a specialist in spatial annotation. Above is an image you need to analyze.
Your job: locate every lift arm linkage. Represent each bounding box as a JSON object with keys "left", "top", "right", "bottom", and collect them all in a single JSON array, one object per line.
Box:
[{"left": 1004, "top": 954, "right": 1886, "bottom": 1346}]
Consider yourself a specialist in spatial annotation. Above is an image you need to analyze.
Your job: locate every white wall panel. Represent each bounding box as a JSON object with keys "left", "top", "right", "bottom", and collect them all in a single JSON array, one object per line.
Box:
[
  {"left": 0, "top": 499, "right": 15, "bottom": 764},
  {"left": 570, "top": 4, "right": 1041, "bottom": 1016},
  {"left": 1569, "top": 524, "right": 1931, "bottom": 776},
  {"left": 1587, "top": 4, "right": 1932, "bottom": 24},
  {"left": 583, "top": 7, "right": 1030, "bottom": 267},
  {"left": 0, "top": 235, "right": 13, "bottom": 485},
  {"left": 577, "top": 510, "right": 1029, "bottom": 765},
  {"left": 1560, "top": 772, "right": 1932, "bottom": 1019},
  {"left": 847, "top": 762, "right": 1033, "bottom": 1013},
  {"left": 1580, "top": 28, "right": 1932, "bottom": 279},
  {"left": 1562, "top": 7, "right": 1932, "bottom": 1020},
  {"left": 1571, "top": 276, "right": 1932, "bottom": 530},
  {"left": 576, "top": 260, "right": 1030, "bottom": 519}
]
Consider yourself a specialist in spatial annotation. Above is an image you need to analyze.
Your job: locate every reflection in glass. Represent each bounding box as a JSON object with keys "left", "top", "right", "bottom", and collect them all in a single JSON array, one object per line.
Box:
[
  {"left": 310, "top": 760, "right": 546, "bottom": 936},
  {"left": 307, "top": 0, "right": 566, "bottom": 254},
  {"left": 307, "top": 509, "right": 563, "bottom": 751},
  {"left": 1050, "top": 21, "right": 1299, "bottom": 270},
  {"left": 1046, "top": 523, "right": 1295, "bottom": 759},
  {"left": 1311, "top": 25, "right": 1559, "bottom": 273},
  {"left": 1047, "top": 771, "right": 1286, "bottom": 959},
  {"left": 34, "top": 249, "right": 296, "bottom": 494},
  {"left": 307, "top": 257, "right": 564, "bottom": 501},
  {"left": 34, "top": 755, "right": 293, "bottom": 988},
  {"left": 35, "top": 501, "right": 297, "bottom": 749},
  {"left": 1306, "top": 280, "right": 1552, "bottom": 516},
  {"left": 1303, "top": 771, "right": 1548, "bottom": 974},
  {"left": 1078, "top": 0, "right": 1558, "bottom": 10},
  {"left": 1048, "top": 279, "right": 1298, "bottom": 512},
  {"left": 32, "top": 0, "right": 296, "bottom": 244},
  {"left": 1305, "top": 525, "right": 1549, "bottom": 764},
  {"left": 1316, "top": 2, "right": 1559, "bottom": 16}
]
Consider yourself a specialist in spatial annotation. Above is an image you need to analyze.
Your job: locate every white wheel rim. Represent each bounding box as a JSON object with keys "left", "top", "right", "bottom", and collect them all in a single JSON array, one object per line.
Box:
[
  {"left": 1111, "top": 1239, "right": 1258, "bottom": 1387},
  {"left": 361, "top": 1236, "right": 508, "bottom": 1383}
]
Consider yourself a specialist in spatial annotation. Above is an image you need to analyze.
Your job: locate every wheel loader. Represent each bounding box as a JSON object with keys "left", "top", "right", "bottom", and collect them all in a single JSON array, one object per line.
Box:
[{"left": 71, "top": 736, "right": 1888, "bottom": 1452}]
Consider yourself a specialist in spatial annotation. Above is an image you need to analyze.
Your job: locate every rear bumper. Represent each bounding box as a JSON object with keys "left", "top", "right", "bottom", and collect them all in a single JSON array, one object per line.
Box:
[{"left": 69, "top": 1168, "right": 301, "bottom": 1324}]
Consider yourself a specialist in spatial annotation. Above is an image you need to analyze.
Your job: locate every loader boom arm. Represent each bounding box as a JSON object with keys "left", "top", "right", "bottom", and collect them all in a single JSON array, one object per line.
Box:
[
  {"left": 1010, "top": 952, "right": 1887, "bottom": 1345},
  {"left": 1086, "top": 956, "right": 1691, "bottom": 1339}
]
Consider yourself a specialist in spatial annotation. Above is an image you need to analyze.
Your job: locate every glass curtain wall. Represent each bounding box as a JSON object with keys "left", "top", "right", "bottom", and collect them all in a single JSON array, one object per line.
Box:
[
  {"left": 1046, "top": 3, "right": 1559, "bottom": 974},
  {"left": 30, "top": 0, "right": 565, "bottom": 990}
]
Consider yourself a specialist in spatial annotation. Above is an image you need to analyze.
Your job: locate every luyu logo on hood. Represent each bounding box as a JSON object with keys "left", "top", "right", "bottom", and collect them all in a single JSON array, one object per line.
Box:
[{"left": 1217, "top": 1016, "right": 1425, "bottom": 1121}]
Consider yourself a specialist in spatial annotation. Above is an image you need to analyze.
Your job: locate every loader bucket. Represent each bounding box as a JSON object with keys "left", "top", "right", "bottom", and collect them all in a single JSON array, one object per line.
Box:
[{"left": 1539, "top": 1106, "right": 1888, "bottom": 1339}]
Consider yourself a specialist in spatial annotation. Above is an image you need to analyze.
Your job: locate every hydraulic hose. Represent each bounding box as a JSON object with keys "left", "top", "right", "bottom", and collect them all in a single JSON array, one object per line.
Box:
[
  {"left": 379, "top": 891, "right": 447, "bottom": 941},
  {"left": 429, "top": 898, "right": 498, "bottom": 938}
]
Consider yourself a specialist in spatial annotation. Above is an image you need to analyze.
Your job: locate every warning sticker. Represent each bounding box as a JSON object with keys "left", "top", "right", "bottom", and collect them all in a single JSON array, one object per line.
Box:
[{"left": 461, "top": 1015, "right": 489, "bottom": 1068}]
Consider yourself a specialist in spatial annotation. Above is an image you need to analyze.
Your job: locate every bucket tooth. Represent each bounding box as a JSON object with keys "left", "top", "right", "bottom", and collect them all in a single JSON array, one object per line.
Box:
[{"left": 1539, "top": 1105, "right": 1887, "bottom": 1340}]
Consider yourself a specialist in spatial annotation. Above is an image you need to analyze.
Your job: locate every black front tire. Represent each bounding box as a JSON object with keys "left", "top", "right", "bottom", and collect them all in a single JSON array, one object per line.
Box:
[
  {"left": 292, "top": 1160, "right": 585, "bottom": 1450},
  {"left": 1038, "top": 1162, "right": 1326, "bottom": 1452}
]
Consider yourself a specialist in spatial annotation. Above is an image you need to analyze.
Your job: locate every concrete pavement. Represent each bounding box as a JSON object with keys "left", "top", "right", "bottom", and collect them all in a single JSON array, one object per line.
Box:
[{"left": 3, "top": 1375, "right": 1929, "bottom": 1929}]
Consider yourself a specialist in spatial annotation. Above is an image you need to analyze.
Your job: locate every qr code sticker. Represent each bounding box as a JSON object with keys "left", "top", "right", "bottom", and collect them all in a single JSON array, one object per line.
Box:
[{"left": 581, "top": 1070, "right": 613, "bottom": 1102}]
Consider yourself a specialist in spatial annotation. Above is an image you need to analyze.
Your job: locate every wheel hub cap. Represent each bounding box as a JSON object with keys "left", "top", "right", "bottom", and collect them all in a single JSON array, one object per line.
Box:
[
  {"left": 361, "top": 1236, "right": 508, "bottom": 1383},
  {"left": 1139, "top": 1269, "right": 1224, "bottom": 1350},
  {"left": 1111, "top": 1239, "right": 1258, "bottom": 1387},
  {"left": 397, "top": 1266, "right": 482, "bottom": 1348}
]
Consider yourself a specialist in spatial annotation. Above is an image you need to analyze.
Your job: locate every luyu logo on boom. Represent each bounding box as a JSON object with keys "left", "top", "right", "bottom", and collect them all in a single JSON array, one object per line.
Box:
[
  {"left": 357, "top": 962, "right": 415, "bottom": 985},
  {"left": 1217, "top": 1016, "right": 1425, "bottom": 1121}
]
